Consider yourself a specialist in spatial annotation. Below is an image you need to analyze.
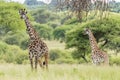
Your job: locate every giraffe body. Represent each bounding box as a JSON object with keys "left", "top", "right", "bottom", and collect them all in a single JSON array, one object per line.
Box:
[
  {"left": 85, "top": 28, "right": 109, "bottom": 65},
  {"left": 19, "top": 9, "right": 48, "bottom": 70}
]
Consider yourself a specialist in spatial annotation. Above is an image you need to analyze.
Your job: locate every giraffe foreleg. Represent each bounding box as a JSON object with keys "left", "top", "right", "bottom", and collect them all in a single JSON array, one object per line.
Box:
[
  {"left": 35, "top": 54, "right": 38, "bottom": 70},
  {"left": 30, "top": 58, "right": 33, "bottom": 70},
  {"left": 29, "top": 52, "right": 33, "bottom": 70}
]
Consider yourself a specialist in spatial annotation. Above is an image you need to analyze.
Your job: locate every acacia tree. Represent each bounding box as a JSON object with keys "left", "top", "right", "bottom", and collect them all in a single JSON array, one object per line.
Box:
[
  {"left": 56, "top": 0, "right": 114, "bottom": 21},
  {"left": 66, "top": 15, "right": 120, "bottom": 61}
]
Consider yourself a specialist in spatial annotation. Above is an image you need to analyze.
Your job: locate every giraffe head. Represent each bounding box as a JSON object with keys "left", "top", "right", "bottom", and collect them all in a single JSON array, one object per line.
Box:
[
  {"left": 19, "top": 9, "right": 27, "bottom": 19},
  {"left": 84, "top": 27, "right": 91, "bottom": 35}
]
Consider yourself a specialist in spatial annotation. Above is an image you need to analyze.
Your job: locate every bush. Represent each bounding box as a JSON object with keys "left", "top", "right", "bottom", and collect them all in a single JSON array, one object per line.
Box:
[
  {"left": 4, "top": 32, "right": 29, "bottom": 49},
  {"left": 20, "top": 38, "right": 29, "bottom": 50},
  {"left": 0, "top": 41, "right": 28, "bottom": 64},
  {"left": 49, "top": 49, "right": 61, "bottom": 61},
  {"left": 4, "top": 35, "right": 20, "bottom": 45},
  {"left": 110, "top": 55, "right": 120, "bottom": 65},
  {"left": 15, "top": 51, "right": 28, "bottom": 64},
  {"left": 33, "top": 22, "right": 53, "bottom": 40},
  {"left": 49, "top": 49, "right": 74, "bottom": 64}
]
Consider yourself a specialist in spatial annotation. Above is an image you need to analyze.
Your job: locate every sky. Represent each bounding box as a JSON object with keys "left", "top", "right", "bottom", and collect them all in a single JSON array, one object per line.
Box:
[
  {"left": 10, "top": 0, "right": 52, "bottom": 4},
  {"left": 10, "top": 0, "right": 120, "bottom": 4}
]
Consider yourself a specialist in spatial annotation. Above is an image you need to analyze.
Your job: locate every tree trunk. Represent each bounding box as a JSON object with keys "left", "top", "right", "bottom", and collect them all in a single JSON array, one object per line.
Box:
[{"left": 81, "top": 55, "right": 88, "bottom": 63}]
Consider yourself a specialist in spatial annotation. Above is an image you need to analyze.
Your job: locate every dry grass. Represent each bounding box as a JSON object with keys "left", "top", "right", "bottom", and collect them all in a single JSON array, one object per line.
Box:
[
  {"left": 45, "top": 40, "right": 65, "bottom": 50},
  {"left": 0, "top": 64, "right": 120, "bottom": 80}
]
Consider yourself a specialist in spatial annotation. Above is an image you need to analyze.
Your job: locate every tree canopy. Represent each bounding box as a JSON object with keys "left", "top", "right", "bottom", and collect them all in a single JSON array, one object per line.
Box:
[
  {"left": 0, "top": 1, "right": 25, "bottom": 35},
  {"left": 65, "top": 13, "right": 120, "bottom": 61}
]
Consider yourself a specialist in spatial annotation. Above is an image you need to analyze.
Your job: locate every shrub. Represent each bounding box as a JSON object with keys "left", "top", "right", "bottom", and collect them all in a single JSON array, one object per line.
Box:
[
  {"left": 0, "top": 41, "right": 28, "bottom": 64},
  {"left": 110, "top": 55, "right": 120, "bottom": 65},
  {"left": 49, "top": 49, "right": 61, "bottom": 61},
  {"left": 49, "top": 49, "right": 74, "bottom": 64}
]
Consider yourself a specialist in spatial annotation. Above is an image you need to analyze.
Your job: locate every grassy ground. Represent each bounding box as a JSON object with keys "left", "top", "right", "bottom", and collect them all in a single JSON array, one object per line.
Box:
[
  {"left": 0, "top": 64, "right": 120, "bottom": 80},
  {"left": 45, "top": 40, "right": 65, "bottom": 50}
]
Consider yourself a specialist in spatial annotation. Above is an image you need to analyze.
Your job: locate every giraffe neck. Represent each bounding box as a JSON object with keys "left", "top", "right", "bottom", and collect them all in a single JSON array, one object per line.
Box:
[
  {"left": 88, "top": 30, "right": 99, "bottom": 52},
  {"left": 24, "top": 17, "right": 39, "bottom": 41}
]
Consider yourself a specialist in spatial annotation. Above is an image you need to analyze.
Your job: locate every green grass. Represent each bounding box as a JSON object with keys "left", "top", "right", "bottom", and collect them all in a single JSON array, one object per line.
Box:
[
  {"left": 45, "top": 40, "right": 65, "bottom": 50},
  {"left": 0, "top": 64, "right": 120, "bottom": 80}
]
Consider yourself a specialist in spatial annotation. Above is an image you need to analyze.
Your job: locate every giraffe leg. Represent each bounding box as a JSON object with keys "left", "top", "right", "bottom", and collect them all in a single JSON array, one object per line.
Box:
[
  {"left": 35, "top": 55, "right": 38, "bottom": 70},
  {"left": 38, "top": 58, "right": 43, "bottom": 68},
  {"left": 104, "top": 54, "right": 109, "bottom": 65},
  {"left": 30, "top": 58, "right": 33, "bottom": 70},
  {"left": 44, "top": 53, "right": 48, "bottom": 70},
  {"left": 29, "top": 52, "right": 33, "bottom": 70}
]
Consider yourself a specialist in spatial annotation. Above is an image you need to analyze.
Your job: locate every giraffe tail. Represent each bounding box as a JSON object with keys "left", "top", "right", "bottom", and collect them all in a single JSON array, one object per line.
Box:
[{"left": 43, "top": 61, "right": 46, "bottom": 65}]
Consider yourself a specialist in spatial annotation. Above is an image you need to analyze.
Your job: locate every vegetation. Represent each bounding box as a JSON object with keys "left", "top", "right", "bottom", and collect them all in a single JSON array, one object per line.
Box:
[
  {"left": 65, "top": 13, "right": 120, "bottom": 61},
  {"left": 0, "top": 64, "right": 120, "bottom": 80},
  {"left": 0, "top": 1, "right": 120, "bottom": 79},
  {"left": 0, "top": 0, "right": 120, "bottom": 65}
]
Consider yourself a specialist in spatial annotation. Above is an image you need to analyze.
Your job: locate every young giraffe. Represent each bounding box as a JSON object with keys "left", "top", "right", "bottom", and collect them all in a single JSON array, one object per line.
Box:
[
  {"left": 84, "top": 28, "right": 109, "bottom": 65},
  {"left": 19, "top": 9, "right": 48, "bottom": 70}
]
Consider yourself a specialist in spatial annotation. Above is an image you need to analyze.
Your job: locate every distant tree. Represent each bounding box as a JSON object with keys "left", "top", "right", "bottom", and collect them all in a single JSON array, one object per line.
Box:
[
  {"left": 56, "top": 0, "right": 114, "bottom": 21},
  {"left": 31, "top": 9, "right": 60, "bottom": 24},
  {"left": 110, "top": 2, "right": 120, "bottom": 13}
]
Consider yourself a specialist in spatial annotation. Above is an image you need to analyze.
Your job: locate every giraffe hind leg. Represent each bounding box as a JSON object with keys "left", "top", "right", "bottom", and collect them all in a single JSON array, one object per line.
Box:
[
  {"left": 38, "top": 59, "right": 43, "bottom": 68},
  {"left": 44, "top": 53, "right": 48, "bottom": 70}
]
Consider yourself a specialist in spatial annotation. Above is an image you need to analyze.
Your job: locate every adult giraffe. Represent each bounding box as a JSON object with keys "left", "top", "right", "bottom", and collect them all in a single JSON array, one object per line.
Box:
[
  {"left": 84, "top": 28, "right": 109, "bottom": 65},
  {"left": 19, "top": 9, "right": 49, "bottom": 70}
]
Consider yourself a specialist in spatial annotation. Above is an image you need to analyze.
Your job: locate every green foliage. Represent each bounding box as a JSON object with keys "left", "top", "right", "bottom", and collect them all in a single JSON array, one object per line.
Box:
[
  {"left": 3, "top": 31, "right": 29, "bottom": 50},
  {"left": 15, "top": 52, "right": 28, "bottom": 64},
  {"left": 49, "top": 49, "right": 74, "bottom": 64},
  {"left": 110, "top": 2, "right": 120, "bottom": 13},
  {"left": 47, "top": 21, "right": 60, "bottom": 28},
  {"left": 0, "top": 1, "right": 25, "bottom": 35},
  {"left": 31, "top": 9, "right": 60, "bottom": 24},
  {"left": 20, "top": 38, "right": 29, "bottom": 50},
  {"left": 53, "top": 25, "right": 74, "bottom": 42},
  {"left": 110, "top": 55, "right": 120, "bottom": 65},
  {"left": 0, "top": 41, "right": 28, "bottom": 64},
  {"left": 82, "top": 14, "right": 120, "bottom": 52},
  {"left": 33, "top": 22, "right": 53, "bottom": 40},
  {"left": 49, "top": 49, "right": 61, "bottom": 61},
  {"left": 66, "top": 13, "right": 120, "bottom": 60}
]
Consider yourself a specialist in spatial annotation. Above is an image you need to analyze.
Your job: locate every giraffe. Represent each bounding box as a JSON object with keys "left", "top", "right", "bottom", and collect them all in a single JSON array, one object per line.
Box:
[
  {"left": 84, "top": 28, "right": 109, "bottom": 65},
  {"left": 19, "top": 9, "right": 49, "bottom": 70}
]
